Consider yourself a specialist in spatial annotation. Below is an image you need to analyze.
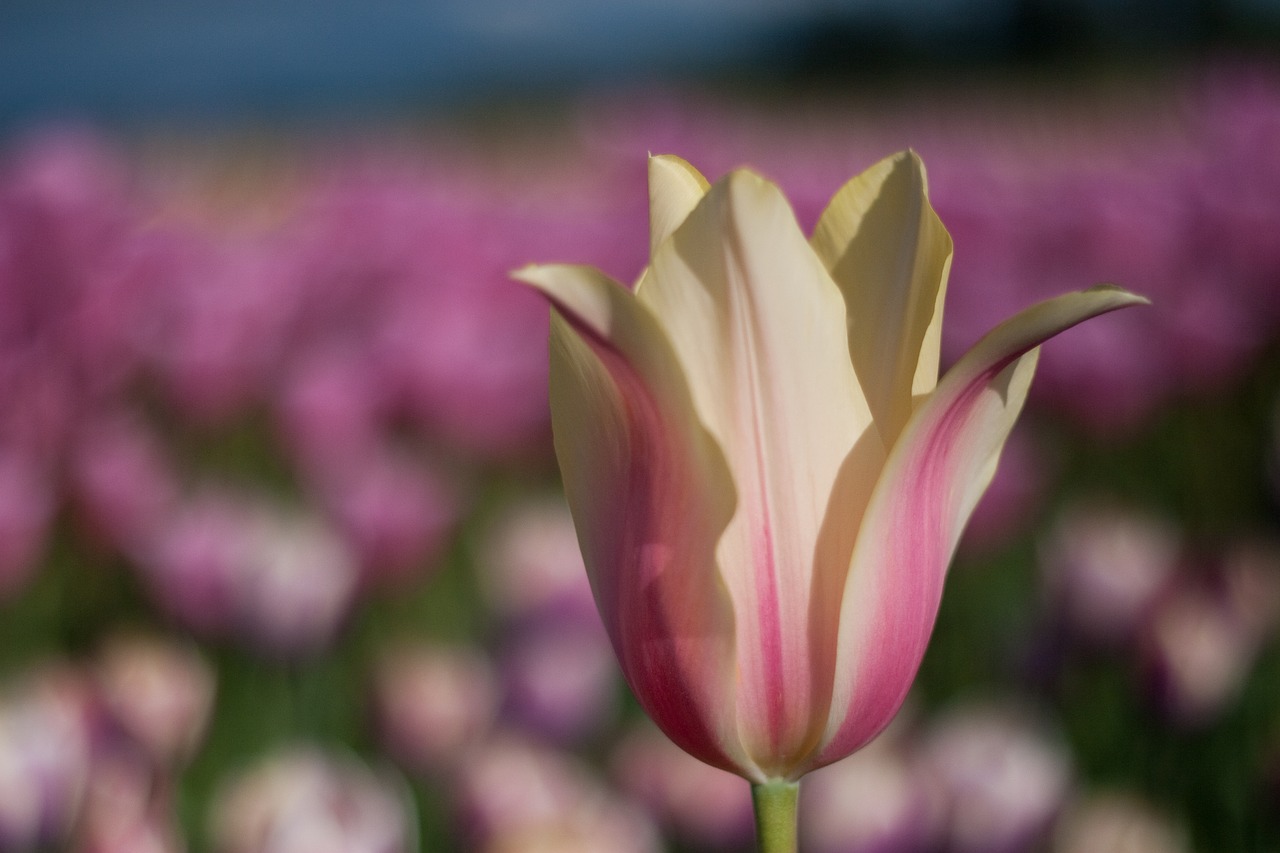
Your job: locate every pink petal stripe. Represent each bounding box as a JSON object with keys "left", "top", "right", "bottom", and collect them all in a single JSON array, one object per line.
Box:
[
  {"left": 517, "top": 264, "right": 753, "bottom": 777},
  {"left": 810, "top": 285, "right": 1148, "bottom": 774},
  {"left": 639, "top": 172, "right": 879, "bottom": 775}
]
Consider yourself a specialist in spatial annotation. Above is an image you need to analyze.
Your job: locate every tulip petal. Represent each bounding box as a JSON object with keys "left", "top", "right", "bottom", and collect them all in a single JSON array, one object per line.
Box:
[
  {"left": 811, "top": 285, "right": 1148, "bottom": 773},
  {"left": 648, "top": 154, "right": 710, "bottom": 258},
  {"left": 811, "top": 151, "right": 952, "bottom": 445},
  {"left": 513, "top": 263, "right": 753, "bottom": 776},
  {"left": 639, "top": 171, "right": 882, "bottom": 775}
]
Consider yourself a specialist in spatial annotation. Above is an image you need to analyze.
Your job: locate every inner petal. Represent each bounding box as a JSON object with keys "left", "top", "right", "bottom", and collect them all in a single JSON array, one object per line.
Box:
[{"left": 639, "top": 169, "right": 881, "bottom": 774}]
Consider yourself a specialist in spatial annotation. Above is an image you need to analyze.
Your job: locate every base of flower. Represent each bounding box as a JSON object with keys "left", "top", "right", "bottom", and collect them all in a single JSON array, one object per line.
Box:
[{"left": 751, "top": 779, "right": 799, "bottom": 853}]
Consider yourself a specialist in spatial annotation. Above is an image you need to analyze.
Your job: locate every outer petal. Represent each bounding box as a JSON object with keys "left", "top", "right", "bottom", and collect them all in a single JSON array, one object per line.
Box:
[
  {"left": 639, "top": 170, "right": 883, "bottom": 776},
  {"left": 811, "top": 151, "right": 952, "bottom": 446},
  {"left": 513, "top": 263, "right": 753, "bottom": 777},
  {"left": 647, "top": 154, "right": 710, "bottom": 258},
  {"left": 810, "top": 285, "right": 1148, "bottom": 773}
]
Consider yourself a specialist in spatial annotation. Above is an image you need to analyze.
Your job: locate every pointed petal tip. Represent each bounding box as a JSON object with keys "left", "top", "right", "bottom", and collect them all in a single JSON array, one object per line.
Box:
[
  {"left": 1084, "top": 282, "right": 1151, "bottom": 307},
  {"left": 649, "top": 154, "right": 711, "bottom": 184},
  {"left": 721, "top": 165, "right": 788, "bottom": 208},
  {"left": 648, "top": 155, "right": 712, "bottom": 257},
  {"left": 510, "top": 263, "right": 541, "bottom": 283},
  {"left": 510, "top": 263, "right": 563, "bottom": 299}
]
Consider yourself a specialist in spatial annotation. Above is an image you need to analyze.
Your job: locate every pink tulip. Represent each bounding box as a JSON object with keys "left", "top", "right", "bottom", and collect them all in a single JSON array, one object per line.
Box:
[{"left": 516, "top": 150, "right": 1146, "bottom": 794}]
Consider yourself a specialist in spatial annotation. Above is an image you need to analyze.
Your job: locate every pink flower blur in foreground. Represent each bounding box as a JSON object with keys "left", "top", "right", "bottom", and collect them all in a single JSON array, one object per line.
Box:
[{"left": 517, "top": 152, "right": 1147, "bottom": 782}]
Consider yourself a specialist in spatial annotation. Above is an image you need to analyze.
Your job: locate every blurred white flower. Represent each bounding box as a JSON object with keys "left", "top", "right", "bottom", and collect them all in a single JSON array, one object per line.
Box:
[
  {"left": 1053, "top": 791, "right": 1189, "bottom": 853},
  {"left": 915, "top": 701, "right": 1072, "bottom": 853},
  {"left": 0, "top": 666, "right": 94, "bottom": 850},
  {"left": 1041, "top": 502, "right": 1180, "bottom": 644},
  {"left": 454, "top": 732, "right": 660, "bottom": 853},
  {"left": 801, "top": 734, "right": 932, "bottom": 853},
  {"left": 210, "top": 747, "right": 415, "bottom": 853}
]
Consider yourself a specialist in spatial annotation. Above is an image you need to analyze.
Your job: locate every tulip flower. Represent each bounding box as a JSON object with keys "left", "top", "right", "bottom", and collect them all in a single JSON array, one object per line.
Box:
[{"left": 515, "top": 151, "right": 1145, "bottom": 852}]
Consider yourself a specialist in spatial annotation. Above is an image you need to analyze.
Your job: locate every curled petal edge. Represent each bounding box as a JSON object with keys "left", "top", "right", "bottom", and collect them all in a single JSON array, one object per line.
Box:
[
  {"left": 514, "top": 263, "right": 752, "bottom": 777},
  {"left": 808, "top": 284, "right": 1149, "bottom": 774}
]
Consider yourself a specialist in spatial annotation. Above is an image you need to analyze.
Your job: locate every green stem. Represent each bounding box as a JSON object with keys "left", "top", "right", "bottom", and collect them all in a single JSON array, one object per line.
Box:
[{"left": 751, "top": 779, "right": 800, "bottom": 853}]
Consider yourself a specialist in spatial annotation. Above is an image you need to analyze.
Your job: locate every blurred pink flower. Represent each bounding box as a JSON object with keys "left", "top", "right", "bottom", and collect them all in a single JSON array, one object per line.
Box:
[
  {"left": 93, "top": 632, "right": 215, "bottom": 767},
  {"left": 311, "top": 448, "right": 458, "bottom": 588},
  {"left": 799, "top": 724, "right": 932, "bottom": 853},
  {"left": 143, "top": 239, "right": 297, "bottom": 425},
  {"left": 372, "top": 643, "right": 499, "bottom": 776},
  {"left": 282, "top": 163, "right": 563, "bottom": 460},
  {"left": 476, "top": 497, "right": 597, "bottom": 626},
  {"left": 72, "top": 750, "right": 186, "bottom": 853},
  {"left": 139, "top": 489, "right": 360, "bottom": 656},
  {"left": 454, "top": 732, "right": 660, "bottom": 853},
  {"left": 1040, "top": 502, "right": 1181, "bottom": 646},
  {"left": 374, "top": 273, "right": 552, "bottom": 458},
  {"left": 136, "top": 489, "right": 247, "bottom": 637},
  {"left": 275, "top": 347, "right": 387, "bottom": 479},
  {"left": 611, "top": 721, "right": 755, "bottom": 850},
  {"left": 68, "top": 414, "right": 180, "bottom": 554},
  {"left": 0, "top": 448, "right": 56, "bottom": 600},
  {"left": 1138, "top": 542, "right": 1280, "bottom": 726},
  {"left": 498, "top": 619, "right": 620, "bottom": 744}
]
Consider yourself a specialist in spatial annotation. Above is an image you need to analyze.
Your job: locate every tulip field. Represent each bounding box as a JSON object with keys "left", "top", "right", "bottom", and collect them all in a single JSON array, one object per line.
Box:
[{"left": 1, "top": 65, "right": 1279, "bottom": 852}]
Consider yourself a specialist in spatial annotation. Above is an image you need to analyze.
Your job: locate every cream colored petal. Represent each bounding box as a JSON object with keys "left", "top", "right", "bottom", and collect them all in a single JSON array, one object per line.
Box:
[
  {"left": 514, "top": 263, "right": 754, "bottom": 778},
  {"left": 810, "top": 285, "right": 1148, "bottom": 774},
  {"left": 811, "top": 150, "right": 952, "bottom": 446},
  {"left": 638, "top": 171, "right": 882, "bottom": 776},
  {"left": 648, "top": 154, "right": 710, "bottom": 258}
]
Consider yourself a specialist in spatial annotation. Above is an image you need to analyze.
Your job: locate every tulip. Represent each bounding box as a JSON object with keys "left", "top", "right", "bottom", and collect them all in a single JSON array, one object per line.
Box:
[{"left": 515, "top": 151, "right": 1145, "bottom": 851}]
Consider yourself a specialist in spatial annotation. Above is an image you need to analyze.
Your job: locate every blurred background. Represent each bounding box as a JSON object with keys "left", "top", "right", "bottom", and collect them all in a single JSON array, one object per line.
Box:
[{"left": 2, "top": 1, "right": 1280, "bottom": 851}]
